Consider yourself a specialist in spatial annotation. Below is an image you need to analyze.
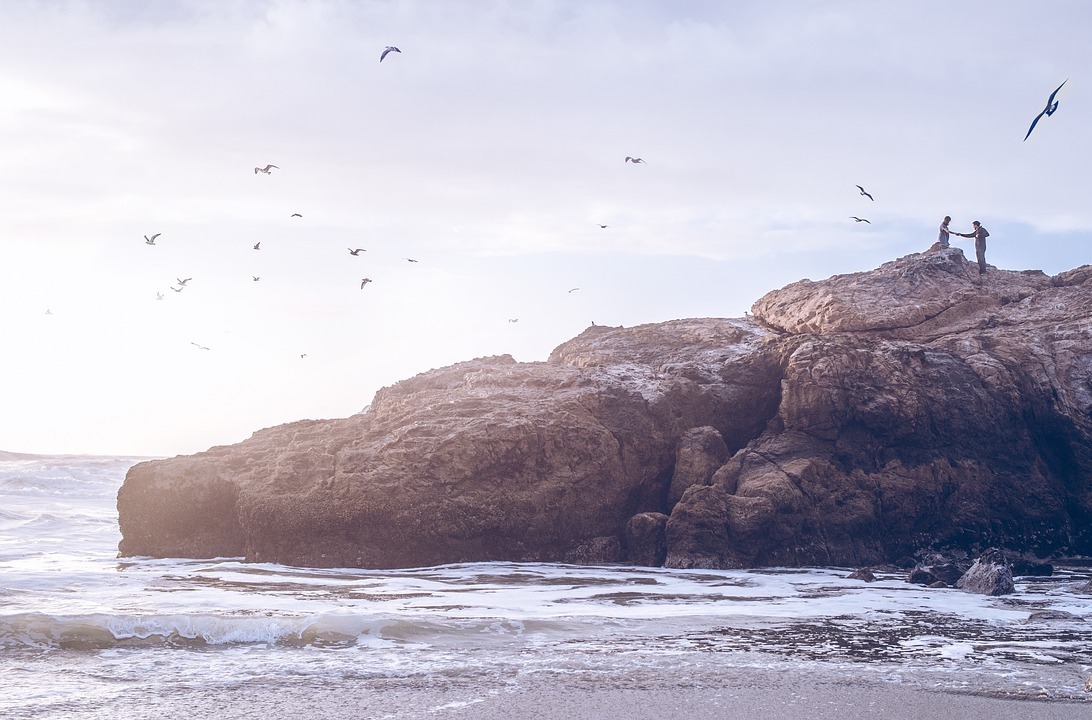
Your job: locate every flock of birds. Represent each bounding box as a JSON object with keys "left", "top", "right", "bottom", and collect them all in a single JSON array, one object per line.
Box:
[
  {"left": 118, "top": 43, "right": 653, "bottom": 354},
  {"left": 120, "top": 44, "right": 610, "bottom": 353},
  {"left": 143, "top": 165, "right": 427, "bottom": 349},
  {"left": 44, "top": 47, "right": 1071, "bottom": 356}
]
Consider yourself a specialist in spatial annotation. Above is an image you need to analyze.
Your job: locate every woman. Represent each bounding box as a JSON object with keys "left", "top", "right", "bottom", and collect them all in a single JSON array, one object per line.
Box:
[{"left": 938, "top": 216, "right": 952, "bottom": 248}]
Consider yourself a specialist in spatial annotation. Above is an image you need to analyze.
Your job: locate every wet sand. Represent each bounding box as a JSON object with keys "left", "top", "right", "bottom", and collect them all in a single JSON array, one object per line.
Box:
[
  {"left": 440, "top": 684, "right": 1091, "bottom": 720},
  {"left": 50, "top": 665, "right": 1090, "bottom": 720}
]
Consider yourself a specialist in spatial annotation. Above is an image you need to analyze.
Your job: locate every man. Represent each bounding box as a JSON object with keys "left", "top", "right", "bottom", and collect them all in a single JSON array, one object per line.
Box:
[
  {"left": 954, "top": 221, "right": 990, "bottom": 275},
  {"left": 938, "top": 216, "right": 952, "bottom": 248}
]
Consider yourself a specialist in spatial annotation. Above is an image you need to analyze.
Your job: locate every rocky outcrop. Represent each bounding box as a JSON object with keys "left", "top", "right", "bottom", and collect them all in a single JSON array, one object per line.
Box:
[
  {"left": 119, "top": 322, "right": 783, "bottom": 567},
  {"left": 117, "top": 247, "right": 1092, "bottom": 569}
]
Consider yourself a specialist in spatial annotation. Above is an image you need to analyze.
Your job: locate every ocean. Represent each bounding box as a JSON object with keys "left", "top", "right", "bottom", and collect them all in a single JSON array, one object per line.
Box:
[{"left": 1, "top": 452, "right": 1091, "bottom": 719}]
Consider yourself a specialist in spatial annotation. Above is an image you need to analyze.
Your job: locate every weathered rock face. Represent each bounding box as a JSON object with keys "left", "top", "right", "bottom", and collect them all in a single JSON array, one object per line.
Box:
[
  {"left": 119, "top": 321, "right": 783, "bottom": 567},
  {"left": 118, "top": 247, "right": 1092, "bottom": 569},
  {"left": 626, "top": 512, "right": 669, "bottom": 567}
]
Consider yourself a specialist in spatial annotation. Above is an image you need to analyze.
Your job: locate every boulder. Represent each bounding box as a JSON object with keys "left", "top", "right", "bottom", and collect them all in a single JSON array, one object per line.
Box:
[
  {"left": 847, "top": 568, "right": 876, "bottom": 582},
  {"left": 908, "top": 568, "right": 937, "bottom": 585},
  {"left": 117, "top": 248, "right": 1092, "bottom": 570},
  {"left": 922, "top": 562, "right": 968, "bottom": 586},
  {"left": 907, "top": 560, "right": 968, "bottom": 586},
  {"left": 1005, "top": 555, "right": 1054, "bottom": 577},
  {"left": 956, "top": 548, "right": 1016, "bottom": 595}
]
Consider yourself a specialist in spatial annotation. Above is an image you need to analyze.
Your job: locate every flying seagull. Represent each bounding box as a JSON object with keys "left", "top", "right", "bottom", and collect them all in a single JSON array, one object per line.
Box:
[
  {"left": 403, "top": 257, "right": 418, "bottom": 263},
  {"left": 568, "top": 287, "right": 580, "bottom": 293},
  {"left": 360, "top": 277, "right": 372, "bottom": 289},
  {"left": 508, "top": 318, "right": 519, "bottom": 323},
  {"left": 348, "top": 248, "right": 366, "bottom": 256},
  {"left": 252, "top": 276, "right": 261, "bottom": 282},
  {"left": 190, "top": 342, "right": 210, "bottom": 351},
  {"left": 253, "top": 242, "right": 261, "bottom": 250},
  {"left": 1024, "top": 79, "right": 1068, "bottom": 141},
  {"left": 624, "top": 156, "right": 645, "bottom": 164},
  {"left": 381, "top": 46, "right": 401, "bottom": 62},
  {"left": 45, "top": 308, "right": 53, "bottom": 315},
  {"left": 170, "top": 286, "right": 184, "bottom": 293},
  {"left": 156, "top": 292, "right": 164, "bottom": 300},
  {"left": 850, "top": 216, "right": 871, "bottom": 224},
  {"left": 144, "top": 233, "right": 160, "bottom": 245},
  {"left": 291, "top": 213, "right": 302, "bottom": 218},
  {"left": 254, "top": 164, "right": 279, "bottom": 174},
  {"left": 177, "top": 277, "right": 191, "bottom": 286},
  {"left": 856, "top": 185, "right": 874, "bottom": 201},
  {"left": 597, "top": 224, "right": 608, "bottom": 229}
]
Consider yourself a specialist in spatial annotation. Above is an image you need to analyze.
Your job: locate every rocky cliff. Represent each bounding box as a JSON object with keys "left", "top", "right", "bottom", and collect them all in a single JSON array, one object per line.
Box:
[{"left": 117, "top": 246, "right": 1092, "bottom": 568}]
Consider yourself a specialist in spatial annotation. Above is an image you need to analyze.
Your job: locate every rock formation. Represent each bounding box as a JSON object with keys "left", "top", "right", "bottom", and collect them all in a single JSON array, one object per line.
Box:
[{"left": 118, "top": 247, "right": 1092, "bottom": 569}]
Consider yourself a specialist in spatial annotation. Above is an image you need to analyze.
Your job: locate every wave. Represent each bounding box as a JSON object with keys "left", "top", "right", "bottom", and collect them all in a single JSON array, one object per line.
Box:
[
  {"left": 0, "top": 456, "right": 145, "bottom": 498},
  {"left": 0, "top": 611, "right": 563, "bottom": 651},
  {"left": 0, "top": 450, "right": 40, "bottom": 461},
  {"left": 0, "top": 506, "right": 27, "bottom": 522}
]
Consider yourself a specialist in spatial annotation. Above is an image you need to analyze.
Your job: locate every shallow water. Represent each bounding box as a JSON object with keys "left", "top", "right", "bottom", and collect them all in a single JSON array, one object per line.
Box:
[{"left": 1, "top": 454, "right": 1090, "bottom": 718}]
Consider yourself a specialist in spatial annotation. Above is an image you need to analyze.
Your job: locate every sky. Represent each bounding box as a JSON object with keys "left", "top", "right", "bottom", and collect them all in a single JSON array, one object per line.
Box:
[{"left": 2, "top": 0, "right": 1089, "bottom": 457}]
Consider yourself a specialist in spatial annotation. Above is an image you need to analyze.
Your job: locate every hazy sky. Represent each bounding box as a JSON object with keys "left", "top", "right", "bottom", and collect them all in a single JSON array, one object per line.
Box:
[{"left": 2, "top": 0, "right": 1089, "bottom": 456}]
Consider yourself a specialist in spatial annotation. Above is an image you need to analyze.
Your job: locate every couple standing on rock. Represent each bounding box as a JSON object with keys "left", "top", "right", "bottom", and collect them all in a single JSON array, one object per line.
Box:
[{"left": 939, "top": 216, "right": 991, "bottom": 275}]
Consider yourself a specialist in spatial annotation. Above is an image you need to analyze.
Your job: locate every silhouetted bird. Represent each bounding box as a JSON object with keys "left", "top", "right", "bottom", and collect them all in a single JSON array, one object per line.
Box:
[
  {"left": 1024, "top": 79, "right": 1068, "bottom": 141},
  {"left": 850, "top": 216, "right": 871, "bottom": 224},
  {"left": 856, "top": 185, "right": 874, "bottom": 201},
  {"left": 381, "top": 46, "right": 401, "bottom": 62},
  {"left": 360, "top": 278, "right": 372, "bottom": 289},
  {"left": 348, "top": 248, "right": 366, "bottom": 256},
  {"left": 254, "top": 164, "right": 279, "bottom": 174},
  {"left": 144, "top": 233, "right": 160, "bottom": 245},
  {"left": 624, "top": 156, "right": 645, "bottom": 164}
]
